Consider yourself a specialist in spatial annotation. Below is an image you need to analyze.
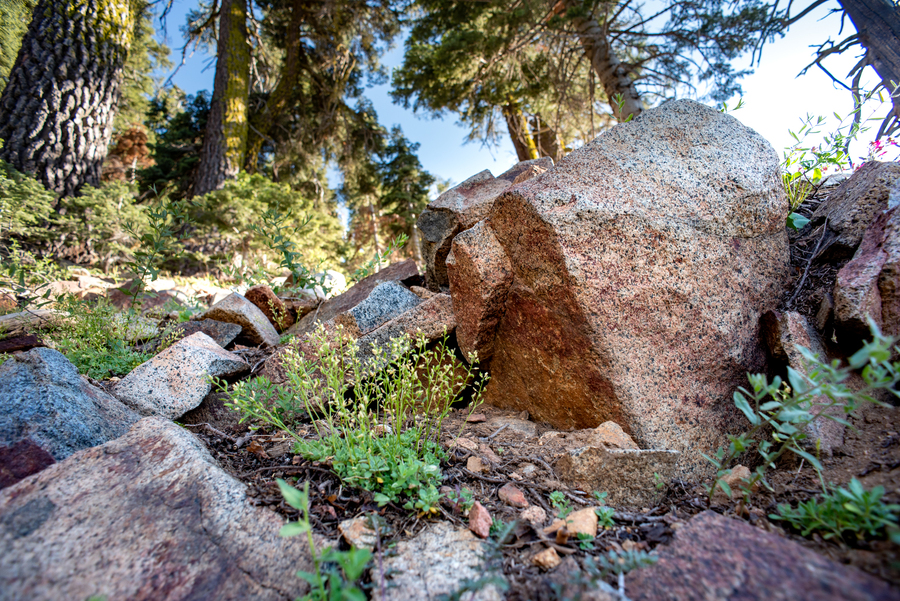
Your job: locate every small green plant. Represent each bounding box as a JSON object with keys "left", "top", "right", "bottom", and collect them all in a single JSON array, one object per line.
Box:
[
  {"left": 226, "top": 324, "right": 486, "bottom": 513},
  {"left": 123, "top": 199, "right": 190, "bottom": 309},
  {"left": 446, "top": 486, "right": 475, "bottom": 514},
  {"left": 575, "top": 532, "right": 595, "bottom": 550},
  {"left": 350, "top": 233, "right": 408, "bottom": 283},
  {"left": 772, "top": 478, "right": 900, "bottom": 543},
  {"left": 0, "top": 240, "right": 66, "bottom": 313},
  {"left": 592, "top": 492, "right": 616, "bottom": 529},
  {"left": 705, "top": 320, "right": 900, "bottom": 508},
  {"left": 277, "top": 479, "right": 371, "bottom": 601},
  {"left": 247, "top": 208, "right": 325, "bottom": 292},
  {"left": 780, "top": 87, "right": 895, "bottom": 228},
  {"left": 50, "top": 298, "right": 152, "bottom": 379},
  {"left": 653, "top": 472, "right": 665, "bottom": 491},
  {"left": 549, "top": 491, "right": 572, "bottom": 518}
]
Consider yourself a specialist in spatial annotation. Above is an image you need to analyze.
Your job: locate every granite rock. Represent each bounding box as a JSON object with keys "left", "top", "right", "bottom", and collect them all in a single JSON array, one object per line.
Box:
[
  {"left": 332, "top": 281, "right": 422, "bottom": 338},
  {"left": 244, "top": 285, "right": 295, "bottom": 332},
  {"left": 0, "top": 348, "right": 140, "bottom": 461},
  {"left": 802, "top": 161, "right": 900, "bottom": 262},
  {"left": 419, "top": 158, "right": 552, "bottom": 291},
  {"left": 761, "top": 310, "right": 845, "bottom": 452},
  {"left": 627, "top": 510, "right": 897, "bottom": 601},
  {"left": 373, "top": 521, "right": 502, "bottom": 601},
  {"left": 288, "top": 260, "right": 419, "bottom": 336},
  {"left": 139, "top": 318, "right": 243, "bottom": 353},
  {"left": 0, "top": 417, "right": 322, "bottom": 601},
  {"left": 200, "top": 292, "right": 280, "bottom": 347},
  {"left": 114, "top": 332, "right": 248, "bottom": 419},
  {"left": 0, "top": 439, "right": 55, "bottom": 489},
  {"left": 446, "top": 220, "right": 513, "bottom": 362},
  {"left": 834, "top": 205, "right": 900, "bottom": 344},
  {"left": 556, "top": 447, "right": 680, "bottom": 508},
  {"left": 450, "top": 99, "right": 789, "bottom": 477}
]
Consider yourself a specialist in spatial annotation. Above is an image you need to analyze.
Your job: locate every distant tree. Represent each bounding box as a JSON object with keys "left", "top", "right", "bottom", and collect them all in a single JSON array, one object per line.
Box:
[
  {"left": 0, "top": 0, "right": 141, "bottom": 196},
  {"left": 194, "top": 0, "right": 251, "bottom": 195},
  {"left": 377, "top": 127, "right": 434, "bottom": 264},
  {"left": 394, "top": 0, "right": 772, "bottom": 152},
  {"left": 0, "top": 0, "right": 34, "bottom": 93},
  {"left": 763, "top": 0, "right": 900, "bottom": 137}
]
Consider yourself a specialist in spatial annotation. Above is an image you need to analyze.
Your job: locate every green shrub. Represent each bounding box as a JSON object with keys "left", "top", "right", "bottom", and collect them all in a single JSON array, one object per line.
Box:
[
  {"left": 55, "top": 181, "right": 149, "bottom": 268},
  {"left": 0, "top": 159, "right": 56, "bottom": 239},
  {"left": 772, "top": 478, "right": 900, "bottom": 543},
  {"left": 226, "top": 324, "right": 486, "bottom": 513},
  {"left": 50, "top": 298, "right": 151, "bottom": 379},
  {"left": 190, "top": 172, "right": 344, "bottom": 279},
  {"left": 706, "top": 320, "right": 899, "bottom": 507}
]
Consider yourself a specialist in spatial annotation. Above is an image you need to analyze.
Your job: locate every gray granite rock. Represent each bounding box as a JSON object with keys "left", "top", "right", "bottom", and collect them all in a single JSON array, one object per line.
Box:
[
  {"left": 334, "top": 281, "right": 422, "bottom": 337},
  {"left": 372, "top": 521, "right": 502, "bottom": 601},
  {"left": 288, "top": 260, "right": 420, "bottom": 337},
  {"left": 0, "top": 348, "right": 140, "bottom": 461},
  {"left": 0, "top": 417, "right": 323, "bottom": 601},
  {"left": 114, "top": 332, "right": 249, "bottom": 419}
]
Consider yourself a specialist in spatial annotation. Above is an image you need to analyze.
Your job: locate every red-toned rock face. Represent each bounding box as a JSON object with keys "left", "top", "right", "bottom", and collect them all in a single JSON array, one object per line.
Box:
[{"left": 449, "top": 100, "right": 790, "bottom": 477}]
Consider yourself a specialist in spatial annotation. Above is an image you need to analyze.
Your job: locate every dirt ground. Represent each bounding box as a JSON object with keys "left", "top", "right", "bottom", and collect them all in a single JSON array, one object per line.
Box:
[{"left": 177, "top": 389, "right": 900, "bottom": 598}]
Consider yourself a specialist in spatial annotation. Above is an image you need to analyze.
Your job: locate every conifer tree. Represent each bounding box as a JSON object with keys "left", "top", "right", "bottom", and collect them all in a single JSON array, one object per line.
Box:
[
  {"left": 0, "top": 0, "right": 141, "bottom": 196},
  {"left": 194, "top": 0, "right": 251, "bottom": 195}
]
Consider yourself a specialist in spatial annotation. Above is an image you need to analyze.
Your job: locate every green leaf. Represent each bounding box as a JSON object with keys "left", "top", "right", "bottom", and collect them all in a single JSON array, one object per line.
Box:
[
  {"left": 734, "top": 392, "right": 760, "bottom": 425},
  {"left": 280, "top": 521, "right": 310, "bottom": 537},
  {"left": 276, "top": 479, "right": 307, "bottom": 511},
  {"left": 786, "top": 213, "right": 810, "bottom": 230},
  {"left": 789, "top": 446, "right": 822, "bottom": 472},
  {"left": 786, "top": 366, "right": 808, "bottom": 395}
]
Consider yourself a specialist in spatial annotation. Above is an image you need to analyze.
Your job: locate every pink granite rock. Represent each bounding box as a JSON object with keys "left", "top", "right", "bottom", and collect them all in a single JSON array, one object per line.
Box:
[
  {"left": 418, "top": 158, "right": 552, "bottom": 291},
  {"left": 627, "top": 511, "right": 896, "bottom": 601},
  {"left": 0, "top": 417, "right": 322, "bottom": 600},
  {"left": 449, "top": 100, "right": 790, "bottom": 477},
  {"left": 498, "top": 483, "right": 529, "bottom": 508},
  {"left": 468, "top": 501, "right": 492, "bottom": 538},
  {"left": 447, "top": 221, "right": 513, "bottom": 362}
]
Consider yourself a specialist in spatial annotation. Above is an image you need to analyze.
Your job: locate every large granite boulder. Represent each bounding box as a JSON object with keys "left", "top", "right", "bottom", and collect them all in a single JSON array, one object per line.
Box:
[
  {"left": 114, "top": 332, "right": 249, "bottom": 419},
  {"left": 448, "top": 100, "right": 790, "bottom": 476},
  {"left": 418, "top": 158, "right": 552, "bottom": 291},
  {"left": 0, "top": 417, "right": 321, "bottom": 600},
  {"left": 627, "top": 511, "right": 896, "bottom": 600},
  {"left": 0, "top": 347, "right": 140, "bottom": 461}
]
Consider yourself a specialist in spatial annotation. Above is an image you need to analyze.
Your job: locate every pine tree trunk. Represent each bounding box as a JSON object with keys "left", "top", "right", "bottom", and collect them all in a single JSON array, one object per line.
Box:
[
  {"left": 563, "top": 0, "right": 642, "bottom": 122},
  {"left": 369, "top": 199, "right": 382, "bottom": 271},
  {"left": 245, "top": 0, "right": 304, "bottom": 172},
  {"left": 0, "top": 0, "right": 138, "bottom": 197},
  {"left": 839, "top": 0, "right": 900, "bottom": 134},
  {"left": 502, "top": 102, "right": 539, "bottom": 161},
  {"left": 194, "top": 0, "right": 250, "bottom": 196}
]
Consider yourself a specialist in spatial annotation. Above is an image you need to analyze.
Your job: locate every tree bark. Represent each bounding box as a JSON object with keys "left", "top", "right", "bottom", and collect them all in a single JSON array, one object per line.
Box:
[
  {"left": 245, "top": 0, "right": 304, "bottom": 172},
  {"left": 0, "top": 0, "right": 138, "bottom": 197},
  {"left": 194, "top": 0, "right": 251, "bottom": 196},
  {"left": 838, "top": 0, "right": 900, "bottom": 134},
  {"left": 502, "top": 102, "right": 539, "bottom": 161},
  {"left": 563, "top": 0, "right": 642, "bottom": 122}
]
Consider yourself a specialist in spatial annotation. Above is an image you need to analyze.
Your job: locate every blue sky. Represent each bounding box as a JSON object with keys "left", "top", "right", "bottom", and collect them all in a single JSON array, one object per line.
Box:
[{"left": 153, "top": 1, "right": 897, "bottom": 189}]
